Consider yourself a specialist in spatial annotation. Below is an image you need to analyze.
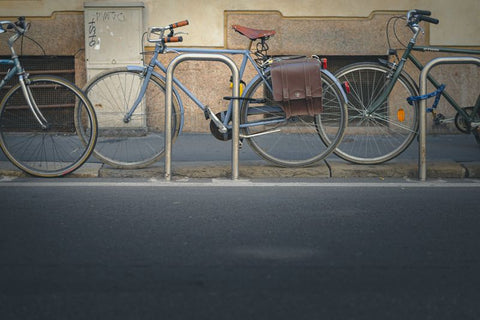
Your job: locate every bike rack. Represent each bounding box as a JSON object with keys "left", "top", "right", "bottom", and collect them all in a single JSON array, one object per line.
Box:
[
  {"left": 164, "top": 53, "right": 240, "bottom": 181},
  {"left": 418, "top": 56, "right": 480, "bottom": 181}
]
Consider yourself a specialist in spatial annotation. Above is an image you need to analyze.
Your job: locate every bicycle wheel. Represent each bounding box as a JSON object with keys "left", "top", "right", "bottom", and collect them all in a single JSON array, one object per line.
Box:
[
  {"left": 0, "top": 75, "right": 97, "bottom": 177},
  {"left": 83, "top": 68, "right": 181, "bottom": 168},
  {"left": 240, "top": 70, "right": 347, "bottom": 167},
  {"left": 334, "top": 62, "right": 419, "bottom": 164}
]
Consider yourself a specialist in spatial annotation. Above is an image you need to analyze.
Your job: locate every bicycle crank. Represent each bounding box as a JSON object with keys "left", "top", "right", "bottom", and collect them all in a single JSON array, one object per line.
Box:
[
  {"left": 210, "top": 111, "right": 232, "bottom": 141},
  {"left": 455, "top": 107, "right": 480, "bottom": 134}
]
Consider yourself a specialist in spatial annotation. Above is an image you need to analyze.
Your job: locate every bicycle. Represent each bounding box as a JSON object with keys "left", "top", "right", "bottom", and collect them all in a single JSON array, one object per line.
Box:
[
  {"left": 0, "top": 17, "right": 98, "bottom": 177},
  {"left": 333, "top": 9, "right": 480, "bottom": 164},
  {"left": 83, "top": 20, "right": 348, "bottom": 169}
]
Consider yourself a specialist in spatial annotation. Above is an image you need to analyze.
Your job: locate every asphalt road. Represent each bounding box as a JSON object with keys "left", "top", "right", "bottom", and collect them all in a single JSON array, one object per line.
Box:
[{"left": 1, "top": 178, "right": 479, "bottom": 319}]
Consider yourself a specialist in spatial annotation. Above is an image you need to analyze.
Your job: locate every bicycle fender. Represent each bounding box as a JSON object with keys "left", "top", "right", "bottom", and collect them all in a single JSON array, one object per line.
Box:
[{"left": 126, "top": 65, "right": 186, "bottom": 133}]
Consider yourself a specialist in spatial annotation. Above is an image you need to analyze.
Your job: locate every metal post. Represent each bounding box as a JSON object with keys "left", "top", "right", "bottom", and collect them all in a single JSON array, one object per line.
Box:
[
  {"left": 165, "top": 53, "right": 240, "bottom": 181},
  {"left": 418, "top": 56, "right": 480, "bottom": 181}
]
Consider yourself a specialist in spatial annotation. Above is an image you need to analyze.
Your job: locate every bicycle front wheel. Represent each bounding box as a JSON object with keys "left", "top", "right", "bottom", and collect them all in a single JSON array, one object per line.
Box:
[
  {"left": 83, "top": 68, "right": 181, "bottom": 168},
  {"left": 240, "top": 70, "right": 347, "bottom": 167},
  {"left": 0, "top": 76, "right": 97, "bottom": 177},
  {"left": 334, "top": 62, "right": 419, "bottom": 164}
]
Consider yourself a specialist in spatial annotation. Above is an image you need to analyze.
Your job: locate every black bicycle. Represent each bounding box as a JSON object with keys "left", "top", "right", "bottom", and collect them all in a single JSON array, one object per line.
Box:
[{"left": 334, "top": 9, "right": 479, "bottom": 164}]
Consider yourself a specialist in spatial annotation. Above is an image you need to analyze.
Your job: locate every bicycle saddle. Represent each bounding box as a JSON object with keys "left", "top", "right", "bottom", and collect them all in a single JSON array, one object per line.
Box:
[{"left": 232, "top": 25, "right": 276, "bottom": 40}]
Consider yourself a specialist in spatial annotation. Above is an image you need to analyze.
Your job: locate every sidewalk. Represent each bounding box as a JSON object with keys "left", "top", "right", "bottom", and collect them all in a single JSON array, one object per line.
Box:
[{"left": 1, "top": 133, "right": 479, "bottom": 179}]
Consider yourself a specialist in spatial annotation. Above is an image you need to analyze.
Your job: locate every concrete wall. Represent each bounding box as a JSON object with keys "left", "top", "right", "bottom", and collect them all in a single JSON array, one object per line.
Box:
[{"left": 1, "top": 1, "right": 478, "bottom": 133}]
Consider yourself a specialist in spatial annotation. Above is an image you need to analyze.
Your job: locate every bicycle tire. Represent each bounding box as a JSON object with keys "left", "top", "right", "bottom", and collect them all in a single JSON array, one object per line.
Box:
[
  {"left": 240, "top": 70, "right": 347, "bottom": 167},
  {"left": 334, "top": 62, "right": 419, "bottom": 164},
  {"left": 0, "top": 75, "right": 98, "bottom": 177},
  {"left": 83, "top": 68, "right": 181, "bottom": 169}
]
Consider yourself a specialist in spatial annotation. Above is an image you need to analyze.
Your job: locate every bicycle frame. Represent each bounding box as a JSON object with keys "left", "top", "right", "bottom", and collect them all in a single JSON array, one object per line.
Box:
[
  {"left": 367, "top": 38, "right": 480, "bottom": 124},
  {"left": 122, "top": 43, "right": 270, "bottom": 129},
  {"left": 122, "top": 42, "right": 346, "bottom": 135}
]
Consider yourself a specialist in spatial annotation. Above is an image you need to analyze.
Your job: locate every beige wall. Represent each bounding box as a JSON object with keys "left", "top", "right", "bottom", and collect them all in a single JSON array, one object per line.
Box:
[{"left": 1, "top": 0, "right": 479, "bottom": 46}]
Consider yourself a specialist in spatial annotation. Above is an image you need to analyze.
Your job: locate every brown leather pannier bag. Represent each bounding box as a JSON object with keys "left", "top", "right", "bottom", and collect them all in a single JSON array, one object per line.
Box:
[{"left": 271, "top": 57, "right": 323, "bottom": 118}]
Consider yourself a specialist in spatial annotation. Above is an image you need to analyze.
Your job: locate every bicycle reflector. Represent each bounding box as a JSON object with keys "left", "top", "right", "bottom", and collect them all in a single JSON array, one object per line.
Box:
[
  {"left": 321, "top": 58, "right": 328, "bottom": 69},
  {"left": 397, "top": 108, "right": 406, "bottom": 122},
  {"left": 342, "top": 81, "right": 351, "bottom": 94}
]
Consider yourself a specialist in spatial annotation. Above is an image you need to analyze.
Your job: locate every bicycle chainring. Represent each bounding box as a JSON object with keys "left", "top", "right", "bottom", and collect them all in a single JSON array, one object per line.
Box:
[
  {"left": 455, "top": 107, "right": 477, "bottom": 134},
  {"left": 210, "top": 112, "right": 232, "bottom": 141}
]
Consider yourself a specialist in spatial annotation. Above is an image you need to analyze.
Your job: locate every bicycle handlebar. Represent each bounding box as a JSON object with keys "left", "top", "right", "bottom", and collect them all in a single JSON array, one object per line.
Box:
[
  {"left": 407, "top": 9, "right": 440, "bottom": 26},
  {"left": 1, "top": 17, "right": 27, "bottom": 34},
  {"left": 0, "top": 17, "right": 30, "bottom": 47},
  {"left": 147, "top": 20, "right": 188, "bottom": 43}
]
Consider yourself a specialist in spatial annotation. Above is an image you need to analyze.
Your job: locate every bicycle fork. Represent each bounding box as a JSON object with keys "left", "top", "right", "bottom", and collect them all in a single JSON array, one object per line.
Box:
[
  {"left": 19, "top": 75, "right": 49, "bottom": 130},
  {"left": 123, "top": 67, "right": 154, "bottom": 123}
]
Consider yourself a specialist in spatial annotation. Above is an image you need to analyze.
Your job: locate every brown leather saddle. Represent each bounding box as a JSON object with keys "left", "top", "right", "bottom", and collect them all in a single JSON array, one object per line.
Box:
[{"left": 232, "top": 25, "right": 276, "bottom": 40}]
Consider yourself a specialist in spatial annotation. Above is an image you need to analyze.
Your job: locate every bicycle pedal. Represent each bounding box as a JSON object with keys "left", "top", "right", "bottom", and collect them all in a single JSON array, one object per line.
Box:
[
  {"left": 433, "top": 113, "right": 445, "bottom": 125},
  {"left": 204, "top": 108, "right": 210, "bottom": 120}
]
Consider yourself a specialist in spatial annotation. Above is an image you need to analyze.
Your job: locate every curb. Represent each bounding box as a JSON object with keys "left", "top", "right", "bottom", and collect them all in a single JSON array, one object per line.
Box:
[{"left": 2, "top": 160, "right": 479, "bottom": 180}]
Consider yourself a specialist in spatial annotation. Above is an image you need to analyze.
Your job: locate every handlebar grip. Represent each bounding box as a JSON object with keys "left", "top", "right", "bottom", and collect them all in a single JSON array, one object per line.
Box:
[
  {"left": 169, "top": 20, "right": 189, "bottom": 29},
  {"left": 419, "top": 15, "right": 439, "bottom": 24},
  {"left": 414, "top": 9, "right": 431, "bottom": 16},
  {"left": 164, "top": 36, "right": 183, "bottom": 43}
]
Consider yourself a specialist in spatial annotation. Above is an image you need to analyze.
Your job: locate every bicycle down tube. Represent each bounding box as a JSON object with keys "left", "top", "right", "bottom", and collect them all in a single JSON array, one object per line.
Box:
[
  {"left": 122, "top": 48, "right": 261, "bottom": 129},
  {"left": 366, "top": 32, "right": 480, "bottom": 117}
]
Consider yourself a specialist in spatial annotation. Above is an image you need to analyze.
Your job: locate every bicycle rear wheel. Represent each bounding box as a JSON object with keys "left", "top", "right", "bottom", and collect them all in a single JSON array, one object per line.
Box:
[
  {"left": 83, "top": 68, "right": 181, "bottom": 168},
  {"left": 0, "top": 76, "right": 97, "bottom": 177},
  {"left": 334, "top": 62, "right": 419, "bottom": 164},
  {"left": 240, "top": 70, "right": 347, "bottom": 167}
]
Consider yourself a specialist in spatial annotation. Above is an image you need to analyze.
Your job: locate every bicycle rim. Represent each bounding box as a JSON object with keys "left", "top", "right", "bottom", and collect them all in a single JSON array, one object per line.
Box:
[
  {"left": 241, "top": 71, "right": 347, "bottom": 167},
  {"left": 84, "top": 68, "right": 180, "bottom": 168},
  {"left": 334, "top": 63, "right": 419, "bottom": 164},
  {"left": 0, "top": 76, "right": 97, "bottom": 177}
]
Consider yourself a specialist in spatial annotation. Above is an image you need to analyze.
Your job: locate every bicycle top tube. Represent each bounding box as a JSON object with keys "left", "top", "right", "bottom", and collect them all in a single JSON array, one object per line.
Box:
[
  {"left": 412, "top": 46, "right": 480, "bottom": 55},
  {"left": 166, "top": 47, "right": 252, "bottom": 56}
]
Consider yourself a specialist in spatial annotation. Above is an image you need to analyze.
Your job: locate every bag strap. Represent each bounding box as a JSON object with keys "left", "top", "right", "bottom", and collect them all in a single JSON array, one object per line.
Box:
[
  {"left": 304, "top": 61, "right": 314, "bottom": 115},
  {"left": 280, "top": 63, "right": 292, "bottom": 112}
]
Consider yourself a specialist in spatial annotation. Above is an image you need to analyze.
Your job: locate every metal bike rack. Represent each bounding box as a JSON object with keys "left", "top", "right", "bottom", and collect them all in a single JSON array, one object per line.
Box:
[
  {"left": 418, "top": 56, "right": 480, "bottom": 181},
  {"left": 164, "top": 53, "right": 240, "bottom": 181}
]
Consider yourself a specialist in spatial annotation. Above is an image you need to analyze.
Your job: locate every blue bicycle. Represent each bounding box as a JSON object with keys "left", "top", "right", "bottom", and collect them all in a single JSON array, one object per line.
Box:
[
  {"left": 0, "top": 17, "right": 97, "bottom": 177},
  {"left": 84, "top": 20, "right": 348, "bottom": 168}
]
